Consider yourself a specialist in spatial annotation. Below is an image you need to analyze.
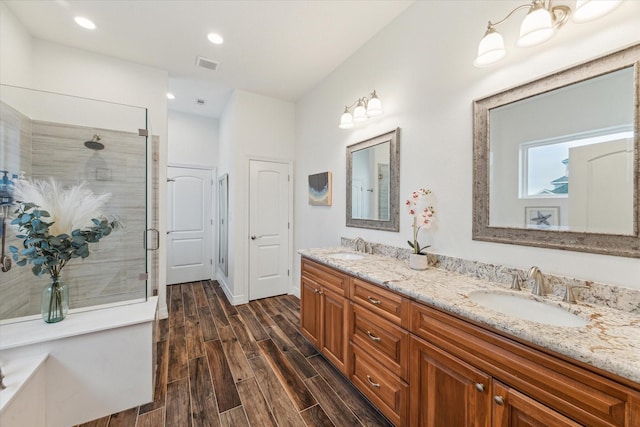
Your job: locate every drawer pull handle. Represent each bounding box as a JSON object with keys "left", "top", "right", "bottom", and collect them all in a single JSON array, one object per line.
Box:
[
  {"left": 475, "top": 383, "right": 485, "bottom": 392},
  {"left": 366, "top": 375, "right": 380, "bottom": 388},
  {"left": 367, "top": 296, "right": 381, "bottom": 305},
  {"left": 366, "top": 331, "right": 381, "bottom": 342},
  {"left": 494, "top": 396, "right": 504, "bottom": 406}
]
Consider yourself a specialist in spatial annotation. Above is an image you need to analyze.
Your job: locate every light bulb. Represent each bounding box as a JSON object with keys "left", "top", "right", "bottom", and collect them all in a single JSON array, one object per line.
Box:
[
  {"left": 353, "top": 100, "right": 367, "bottom": 122},
  {"left": 339, "top": 108, "right": 354, "bottom": 129},
  {"left": 517, "top": 2, "right": 555, "bottom": 47},
  {"left": 207, "top": 33, "right": 224, "bottom": 44},
  {"left": 366, "top": 91, "right": 383, "bottom": 117},
  {"left": 74, "top": 16, "right": 96, "bottom": 30},
  {"left": 474, "top": 26, "right": 506, "bottom": 67}
]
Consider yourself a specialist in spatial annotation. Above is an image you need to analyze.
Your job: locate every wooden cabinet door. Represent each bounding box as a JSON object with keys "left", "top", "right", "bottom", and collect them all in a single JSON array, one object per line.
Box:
[
  {"left": 321, "top": 286, "right": 348, "bottom": 373},
  {"left": 410, "top": 336, "right": 491, "bottom": 427},
  {"left": 492, "top": 382, "right": 582, "bottom": 427},
  {"left": 300, "top": 277, "right": 321, "bottom": 348}
]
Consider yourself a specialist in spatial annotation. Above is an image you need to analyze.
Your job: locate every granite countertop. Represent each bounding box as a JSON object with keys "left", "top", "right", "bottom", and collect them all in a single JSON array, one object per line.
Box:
[{"left": 299, "top": 247, "right": 640, "bottom": 386}]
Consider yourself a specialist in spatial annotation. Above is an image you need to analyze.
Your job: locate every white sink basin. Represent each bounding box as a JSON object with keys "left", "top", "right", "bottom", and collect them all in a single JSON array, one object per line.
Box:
[
  {"left": 468, "top": 291, "right": 588, "bottom": 327},
  {"left": 328, "top": 252, "right": 364, "bottom": 260}
]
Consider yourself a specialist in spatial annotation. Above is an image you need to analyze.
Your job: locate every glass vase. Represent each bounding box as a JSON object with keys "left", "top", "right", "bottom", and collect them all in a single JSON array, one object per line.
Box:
[{"left": 42, "top": 277, "right": 69, "bottom": 323}]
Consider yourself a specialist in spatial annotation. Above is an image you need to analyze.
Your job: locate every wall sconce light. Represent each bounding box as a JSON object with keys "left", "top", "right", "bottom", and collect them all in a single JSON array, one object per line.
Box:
[
  {"left": 339, "top": 90, "right": 383, "bottom": 129},
  {"left": 474, "top": 0, "right": 622, "bottom": 67}
]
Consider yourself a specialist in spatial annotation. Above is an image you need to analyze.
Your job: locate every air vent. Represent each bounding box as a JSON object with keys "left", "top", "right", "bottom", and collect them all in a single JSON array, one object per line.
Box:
[{"left": 196, "top": 55, "right": 220, "bottom": 71}]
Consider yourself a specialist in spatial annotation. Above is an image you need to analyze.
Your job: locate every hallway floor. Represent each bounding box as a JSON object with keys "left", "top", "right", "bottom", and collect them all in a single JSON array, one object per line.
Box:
[{"left": 76, "top": 280, "right": 392, "bottom": 427}]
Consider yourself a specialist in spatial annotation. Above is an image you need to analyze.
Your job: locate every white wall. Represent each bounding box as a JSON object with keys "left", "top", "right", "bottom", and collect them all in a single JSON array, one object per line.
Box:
[
  {"left": 294, "top": 1, "right": 640, "bottom": 291},
  {"left": 218, "top": 89, "right": 295, "bottom": 303},
  {"left": 0, "top": 2, "right": 33, "bottom": 112},
  {"left": 168, "top": 110, "right": 219, "bottom": 167}
]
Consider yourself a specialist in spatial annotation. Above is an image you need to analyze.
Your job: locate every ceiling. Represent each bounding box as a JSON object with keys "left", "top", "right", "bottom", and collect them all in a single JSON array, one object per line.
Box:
[{"left": 4, "top": 0, "right": 414, "bottom": 118}]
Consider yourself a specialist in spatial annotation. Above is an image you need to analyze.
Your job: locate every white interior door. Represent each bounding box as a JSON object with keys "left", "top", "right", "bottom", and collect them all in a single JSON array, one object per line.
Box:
[
  {"left": 167, "top": 167, "right": 213, "bottom": 285},
  {"left": 249, "top": 160, "right": 290, "bottom": 300},
  {"left": 568, "top": 139, "right": 633, "bottom": 234}
]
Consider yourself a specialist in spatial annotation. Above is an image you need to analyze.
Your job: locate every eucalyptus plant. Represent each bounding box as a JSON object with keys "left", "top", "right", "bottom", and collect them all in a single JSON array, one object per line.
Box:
[{"left": 10, "top": 202, "right": 117, "bottom": 279}]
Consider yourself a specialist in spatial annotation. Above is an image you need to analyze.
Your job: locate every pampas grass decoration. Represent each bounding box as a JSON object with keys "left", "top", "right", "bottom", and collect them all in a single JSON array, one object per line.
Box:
[{"left": 13, "top": 179, "right": 111, "bottom": 236}]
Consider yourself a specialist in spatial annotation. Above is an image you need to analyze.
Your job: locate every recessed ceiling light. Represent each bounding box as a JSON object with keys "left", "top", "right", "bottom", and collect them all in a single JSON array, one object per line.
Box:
[
  {"left": 74, "top": 16, "right": 96, "bottom": 30},
  {"left": 207, "top": 33, "right": 224, "bottom": 45},
  {"left": 166, "top": 93, "right": 175, "bottom": 100}
]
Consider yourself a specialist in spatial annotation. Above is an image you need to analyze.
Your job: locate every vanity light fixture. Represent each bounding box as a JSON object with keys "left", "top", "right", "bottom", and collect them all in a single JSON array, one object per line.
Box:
[
  {"left": 339, "top": 90, "right": 383, "bottom": 129},
  {"left": 474, "top": 0, "right": 622, "bottom": 67}
]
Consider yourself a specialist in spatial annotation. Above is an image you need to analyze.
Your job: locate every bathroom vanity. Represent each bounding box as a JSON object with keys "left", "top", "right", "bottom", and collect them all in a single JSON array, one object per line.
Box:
[{"left": 299, "top": 248, "right": 640, "bottom": 427}]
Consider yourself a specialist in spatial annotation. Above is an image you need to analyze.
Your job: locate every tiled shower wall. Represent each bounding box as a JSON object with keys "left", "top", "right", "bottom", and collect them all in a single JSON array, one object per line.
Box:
[
  {"left": 0, "top": 100, "right": 148, "bottom": 320},
  {"left": 0, "top": 101, "right": 33, "bottom": 318}
]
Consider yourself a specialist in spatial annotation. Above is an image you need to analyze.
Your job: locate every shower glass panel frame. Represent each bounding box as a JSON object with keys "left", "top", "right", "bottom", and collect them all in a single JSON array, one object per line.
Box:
[{"left": 0, "top": 84, "right": 149, "bottom": 324}]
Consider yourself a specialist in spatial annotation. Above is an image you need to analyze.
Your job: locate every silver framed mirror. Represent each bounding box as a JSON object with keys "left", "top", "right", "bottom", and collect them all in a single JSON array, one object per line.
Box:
[
  {"left": 473, "top": 44, "right": 640, "bottom": 258},
  {"left": 346, "top": 128, "right": 400, "bottom": 231}
]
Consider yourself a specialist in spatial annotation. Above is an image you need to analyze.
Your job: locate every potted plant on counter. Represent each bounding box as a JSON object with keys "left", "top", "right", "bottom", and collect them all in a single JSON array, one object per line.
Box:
[{"left": 405, "top": 187, "right": 435, "bottom": 270}]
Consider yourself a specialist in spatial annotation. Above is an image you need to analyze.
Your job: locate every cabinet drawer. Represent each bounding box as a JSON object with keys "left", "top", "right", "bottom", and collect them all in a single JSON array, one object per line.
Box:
[
  {"left": 350, "top": 277, "right": 409, "bottom": 327},
  {"left": 301, "top": 258, "right": 348, "bottom": 296},
  {"left": 349, "top": 303, "right": 409, "bottom": 381},
  {"left": 410, "top": 302, "right": 636, "bottom": 427},
  {"left": 349, "top": 343, "right": 408, "bottom": 426}
]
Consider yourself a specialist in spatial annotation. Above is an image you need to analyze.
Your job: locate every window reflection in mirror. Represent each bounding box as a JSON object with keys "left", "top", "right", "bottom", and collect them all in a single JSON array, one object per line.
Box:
[
  {"left": 489, "top": 66, "right": 634, "bottom": 235},
  {"left": 346, "top": 128, "right": 399, "bottom": 231}
]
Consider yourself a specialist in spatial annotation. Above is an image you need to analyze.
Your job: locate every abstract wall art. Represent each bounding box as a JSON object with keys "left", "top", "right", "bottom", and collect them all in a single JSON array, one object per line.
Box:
[{"left": 308, "top": 171, "right": 332, "bottom": 206}]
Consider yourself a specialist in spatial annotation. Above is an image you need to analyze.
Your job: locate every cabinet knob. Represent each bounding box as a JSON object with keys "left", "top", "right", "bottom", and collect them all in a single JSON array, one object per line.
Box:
[
  {"left": 494, "top": 395, "right": 505, "bottom": 406},
  {"left": 367, "top": 296, "right": 381, "bottom": 305},
  {"left": 475, "top": 383, "right": 485, "bottom": 392},
  {"left": 366, "top": 375, "right": 381, "bottom": 388},
  {"left": 366, "top": 331, "right": 382, "bottom": 342}
]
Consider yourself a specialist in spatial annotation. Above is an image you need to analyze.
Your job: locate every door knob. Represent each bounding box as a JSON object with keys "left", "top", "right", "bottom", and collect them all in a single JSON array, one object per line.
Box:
[{"left": 251, "top": 235, "right": 257, "bottom": 240}]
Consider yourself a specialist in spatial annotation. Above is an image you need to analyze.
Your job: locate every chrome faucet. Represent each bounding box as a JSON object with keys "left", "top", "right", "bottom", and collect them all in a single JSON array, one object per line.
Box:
[
  {"left": 527, "top": 266, "right": 547, "bottom": 296},
  {"left": 353, "top": 237, "right": 366, "bottom": 253}
]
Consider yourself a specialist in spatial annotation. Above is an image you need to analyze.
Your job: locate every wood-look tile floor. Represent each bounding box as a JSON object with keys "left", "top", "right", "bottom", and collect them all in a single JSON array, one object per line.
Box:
[{"left": 77, "top": 280, "right": 392, "bottom": 427}]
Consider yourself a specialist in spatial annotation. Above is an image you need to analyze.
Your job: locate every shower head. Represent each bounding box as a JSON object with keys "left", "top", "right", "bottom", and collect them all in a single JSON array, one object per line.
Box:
[{"left": 84, "top": 134, "right": 104, "bottom": 150}]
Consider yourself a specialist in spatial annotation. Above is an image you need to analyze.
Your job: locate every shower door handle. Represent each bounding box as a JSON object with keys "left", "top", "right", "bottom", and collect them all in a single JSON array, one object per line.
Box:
[{"left": 144, "top": 228, "right": 160, "bottom": 251}]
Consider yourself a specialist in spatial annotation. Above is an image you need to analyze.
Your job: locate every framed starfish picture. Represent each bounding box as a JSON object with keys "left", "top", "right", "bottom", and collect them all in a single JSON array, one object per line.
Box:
[{"left": 525, "top": 206, "right": 560, "bottom": 229}]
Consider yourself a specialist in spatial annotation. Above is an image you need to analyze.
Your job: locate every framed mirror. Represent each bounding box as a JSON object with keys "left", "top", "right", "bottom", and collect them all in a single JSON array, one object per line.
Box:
[
  {"left": 346, "top": 128, "right": 400, "bottom": 231},
  {"left": 473, "top": 44, "right": 640, "bottom": 258}
]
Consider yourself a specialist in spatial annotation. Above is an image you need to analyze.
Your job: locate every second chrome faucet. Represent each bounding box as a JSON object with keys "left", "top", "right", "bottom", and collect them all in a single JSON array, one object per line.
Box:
[{"left": 527, "top": 266, "right": 547, "bottom": 296}]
